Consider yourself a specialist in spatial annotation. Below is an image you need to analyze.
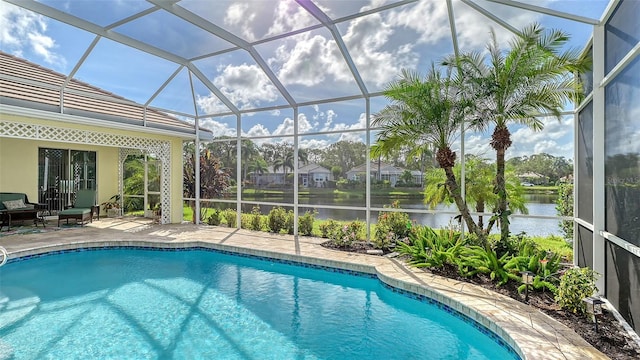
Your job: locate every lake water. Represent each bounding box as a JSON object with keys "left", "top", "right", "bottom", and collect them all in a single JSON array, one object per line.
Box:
[{"left": 239, "top": 193, "right": 563, "bottom": 237}]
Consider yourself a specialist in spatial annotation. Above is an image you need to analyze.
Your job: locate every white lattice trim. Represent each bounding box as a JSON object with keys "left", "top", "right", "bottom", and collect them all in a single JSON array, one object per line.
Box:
[{"left": 1, "top": 120, "right": 169, "bottom": 151}]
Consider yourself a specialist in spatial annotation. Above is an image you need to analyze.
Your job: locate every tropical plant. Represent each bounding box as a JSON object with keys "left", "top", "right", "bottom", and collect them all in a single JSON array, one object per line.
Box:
[
  {"left": 458, "top": 245, "right": 518, "bottom": 286},
  {"left": 505, "top": 245, "right": 563, "bottom": 295},
  {"left": 241, "top": 138, "right": 260, "bottom": 181},
  {"left": 555, "top": 267, "right": 599, "bottom": 314},
  {"left": 372, "top": 64, "right": 483, "bottom": 241},
  {"left": 423, "top": 155, "right": 528, "bottom": 233},
  {"left": 183, "top": 147, "right": 231, "bottom": 223},
  {"left": 248, "top": 158, "right": 269, "bottom": 185},
  {"left": 273, "top": 151, "right": 295, "bottom": 182},
  {"left": 101, "top": 194, "right": 121, "bottom": 211},
  {"left": 445, "top": 23, "right": 589, "bottom": 243},
  {"left": 397, "top": 226, "right": 465, "bottom": 269}
]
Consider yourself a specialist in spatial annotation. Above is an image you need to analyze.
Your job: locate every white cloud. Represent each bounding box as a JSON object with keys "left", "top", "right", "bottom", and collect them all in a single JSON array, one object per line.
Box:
[
  {"left": 321, "top": 112, "right": 366, "bottom": 132},
  {"left": 224, "top": 3, "right": 257, "bottom": 41},
  {"left": 244, "top": 123, "right": 271, "bottom": 138},
  {"left": 213, "top": 63, "right": 280, "bottom": 109},
  {"left": 337, "top": 132, "right": 365, "bottom": 143},
  {"left": 341, "top": 13, "right": 418, "bottom": 87},
  {"left": 196, "top": 63, "right": 281, "bottom": 114},
  {"left": 299, "top": 138, "right": 330, "bottom": 150},
  {"left": 274, "top": 33, "right": 352, "bottom": 86},
  {"left": 196, "top": 94, "right": 231, "bottom": 115},
  {"left": 463, "top": 133, "right": 493, "bottom": 159},
  {"left": 0, "top": 2, "right": 64, "bottom": 67},
  {"left": 272, "top": 113, "right": 313, "bottom": 136},
  {"left": 385, "top": 0, "right": 544, "bottom": 51},
  {"left": 506, "top": 116, "right": 574, "bottom": 159},
  {"left": 270, "top": 8, "right": 419, "bottom": 88},
  {"left": 267, "top": 0, "right": 317, "bottom": 37},
  {"left": 200, "top": 118, "right": 237, "bottom": 137}
]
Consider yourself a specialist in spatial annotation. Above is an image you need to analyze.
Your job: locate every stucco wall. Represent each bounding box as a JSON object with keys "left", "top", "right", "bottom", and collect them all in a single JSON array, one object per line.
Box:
[{"left": 0, "top": 113, "right": 188, "bottom": 223}]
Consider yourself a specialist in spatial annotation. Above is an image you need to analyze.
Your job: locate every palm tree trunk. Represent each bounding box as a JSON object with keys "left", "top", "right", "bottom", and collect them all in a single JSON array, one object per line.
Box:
[
  {"left": 443, "top": 166, "right": 482, "bottom": 238},
  {"left": 476, "top": 201, "right": 484, "bottom": 229},
  {"left": 491, "top": 126, "right": 512, "bottom": 243},
  {"left": 437, "top": 147, "right": 482, "bottom": 241}
]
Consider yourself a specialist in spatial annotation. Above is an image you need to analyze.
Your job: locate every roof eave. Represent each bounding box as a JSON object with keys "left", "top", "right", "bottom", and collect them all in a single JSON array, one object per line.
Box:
[{"left": 0, "top": 103, "right": 210, "bottom": 141}]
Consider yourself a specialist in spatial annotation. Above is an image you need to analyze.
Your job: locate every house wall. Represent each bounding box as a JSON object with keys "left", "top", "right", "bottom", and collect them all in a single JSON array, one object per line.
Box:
[
  {"left": 0, "top": 136, "right": 118, "bottom": 207},
  {"left": 0, "top": 113, "right": 187, "bottom": 223}
]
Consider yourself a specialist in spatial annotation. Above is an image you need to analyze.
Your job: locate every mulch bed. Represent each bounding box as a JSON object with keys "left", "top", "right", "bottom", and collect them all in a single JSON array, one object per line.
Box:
[{"left": 322, "top": 241, "right": 640, "bottom": 360}]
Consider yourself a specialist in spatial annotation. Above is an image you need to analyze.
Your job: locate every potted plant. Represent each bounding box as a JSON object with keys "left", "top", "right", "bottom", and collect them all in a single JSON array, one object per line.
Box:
[
  {"left": 151, "top": 203, "right": 162, "bottom": 223},
  {"left": 101, "top": 194, "right": 122, "bottom": 217}
]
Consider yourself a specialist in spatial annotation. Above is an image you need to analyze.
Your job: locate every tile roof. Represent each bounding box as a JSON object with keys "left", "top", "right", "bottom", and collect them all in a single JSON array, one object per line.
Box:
[{"left": 0, "top": 52, "right": 206, "bottom": 137}]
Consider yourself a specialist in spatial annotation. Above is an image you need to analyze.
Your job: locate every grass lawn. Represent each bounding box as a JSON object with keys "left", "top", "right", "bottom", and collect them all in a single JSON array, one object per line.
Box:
[
  {"left": 523, "top": 185, "right": 558, "bottom": 193},
  {"left": 530, "top": 235, "right": 573, "bottom": 261}
]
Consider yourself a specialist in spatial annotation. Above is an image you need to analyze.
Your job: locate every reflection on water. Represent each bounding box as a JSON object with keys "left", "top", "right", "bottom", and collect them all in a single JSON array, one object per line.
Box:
[{"left": 233, "top": 192, "right": 563, "bottom": 236}]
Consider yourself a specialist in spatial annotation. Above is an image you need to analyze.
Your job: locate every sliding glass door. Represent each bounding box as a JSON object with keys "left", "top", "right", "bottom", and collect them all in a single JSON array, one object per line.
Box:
[{"left": 38, "top": 148, "right": 96, "bottom": 213}]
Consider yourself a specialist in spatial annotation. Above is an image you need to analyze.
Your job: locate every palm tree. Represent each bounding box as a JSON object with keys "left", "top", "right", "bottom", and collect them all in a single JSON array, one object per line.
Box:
[
  {"left": 273, "top": 151, "right": 295, "bottom": 184},
  {"left": 423, "top": 155, "right": 528, "bottom": 231},
  {"left": 372, "top": 65, "right": 482, "bottom": 238},
  {"left": 248, "top": 157, "right": 269, "bottom": 189},
  {"left": 241, "top": 139, "right": 259, "bottom": 181},
  {"left": 445, "top": 23, "right": 588, "bottom": 243}
]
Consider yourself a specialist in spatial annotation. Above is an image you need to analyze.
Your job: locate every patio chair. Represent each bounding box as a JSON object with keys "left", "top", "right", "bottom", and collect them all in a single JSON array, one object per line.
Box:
[{"left": 57, "top": 190, "right": 97, "bottom": 227}]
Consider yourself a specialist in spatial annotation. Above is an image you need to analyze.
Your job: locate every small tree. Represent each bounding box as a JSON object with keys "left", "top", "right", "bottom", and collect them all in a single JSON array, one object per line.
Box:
[
  {"left": 331, "top": 166, "right": 342, "bottom": 180},
  {"left": 556, "top": 182, "right": 574, "bottom": 240},
  {"left": 184, "top": 147, "right": 230, "bottom": 223},
  {"left": 400, "top": 169, "right": 414, "bottom": 185}
]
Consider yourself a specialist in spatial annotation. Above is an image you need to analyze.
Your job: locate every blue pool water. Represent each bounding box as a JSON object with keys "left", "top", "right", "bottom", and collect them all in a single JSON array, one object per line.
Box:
[{"left": 0, "top": 248, "right": 519, "bottom": 359}]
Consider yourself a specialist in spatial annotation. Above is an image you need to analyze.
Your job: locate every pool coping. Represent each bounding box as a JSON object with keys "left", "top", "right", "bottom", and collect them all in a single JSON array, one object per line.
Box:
[{"left": 0, "top": 221, "right": 609, "bottom": 360}]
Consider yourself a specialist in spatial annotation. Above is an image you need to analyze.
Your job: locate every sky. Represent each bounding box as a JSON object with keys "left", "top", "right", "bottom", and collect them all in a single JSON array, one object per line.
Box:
[{"left": 0, "top": 0, "right": 611, "bottom": 161}]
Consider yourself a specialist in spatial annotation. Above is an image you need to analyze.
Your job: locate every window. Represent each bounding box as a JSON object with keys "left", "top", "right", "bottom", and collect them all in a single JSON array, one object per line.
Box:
[{"left": 38, "top": 148, "right": 96, "bottom": 213}]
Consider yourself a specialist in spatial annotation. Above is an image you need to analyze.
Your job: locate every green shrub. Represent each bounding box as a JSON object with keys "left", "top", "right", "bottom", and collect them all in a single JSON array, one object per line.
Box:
[
  {"left": 267, "top": 206, "right": 293, "bottom": 234},
  {"left": 319, "top": 219, "right": 364, "bottom": 247},
  {"left": 298, "top": 209, "right": 317, "bottom": 236},
  {"left": 285, "top": 210, "right": 294, "bottom": 235},
  {"left": 249, "top": 205, "right": 263, "bottom": 231},
  {"left": 206, "top": 209, "right": 221, "bottom": 226},
  {"left": 222, "top": 209, "right": 237, "bottom": 228},
  {"left": 555, "top": 267, "right": 599, "bottom": 314},
  {"left": 240, "top": 213, "right": 251, "bottom": 229},
  {"left": 373, "top": 201, "right": 411, "bottom": 250},
  {"left": 320, "top": 219, "right": 340, "bottom": 239}
]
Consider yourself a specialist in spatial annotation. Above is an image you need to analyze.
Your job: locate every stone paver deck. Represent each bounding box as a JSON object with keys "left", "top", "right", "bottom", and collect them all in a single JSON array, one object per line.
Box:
[{"left": 0, "top": 218, "right": 608, "bottom": 360}]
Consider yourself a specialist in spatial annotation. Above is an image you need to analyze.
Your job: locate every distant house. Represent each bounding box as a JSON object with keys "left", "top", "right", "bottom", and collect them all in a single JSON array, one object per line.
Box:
[
  {"left": 518, "top": 172, "right": 548, "bottom": 185},
  {"left": 250, "top": 165, "right": 285, "bottom": 186},
  {"left": 298, "top": 163, "right": 332, "bottom": 188},
  {"left": 346, "top": 162, "right": 423, "bottom": 187},
  {"left": 249, "top": 163, "right": 331, "bottom": 187}
]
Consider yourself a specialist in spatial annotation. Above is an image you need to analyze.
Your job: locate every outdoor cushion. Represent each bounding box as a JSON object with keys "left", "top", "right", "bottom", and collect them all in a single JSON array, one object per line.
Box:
[
  {"left": 3, "top": 199, "right": 26, "bottom": 210},
  {"left": 60, "top": 208, "right": 91, "bottom": 215}
]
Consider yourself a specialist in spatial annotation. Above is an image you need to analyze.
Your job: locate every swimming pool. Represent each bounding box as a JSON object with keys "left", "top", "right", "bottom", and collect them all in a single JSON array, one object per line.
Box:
[{"left": 0, "top": 247, "right": 519, "bottom": 359}]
